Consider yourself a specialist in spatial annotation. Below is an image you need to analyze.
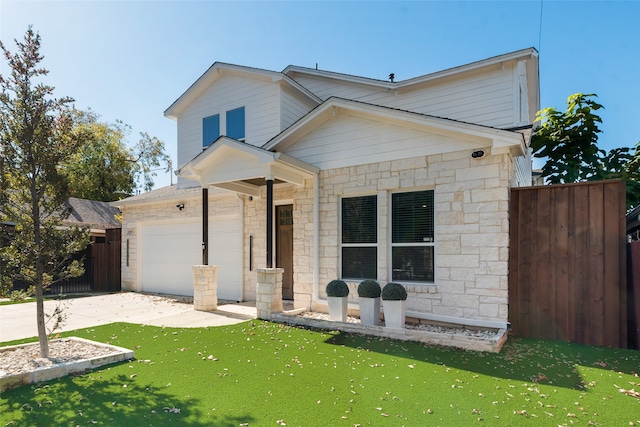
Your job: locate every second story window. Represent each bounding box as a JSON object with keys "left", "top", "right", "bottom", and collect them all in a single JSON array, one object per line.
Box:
[
  {"left": 202, "top": 114, "right": 220, "bottom": 148},
  {"left": 226, "top": 107, "right": 245, "bottom": 140}
]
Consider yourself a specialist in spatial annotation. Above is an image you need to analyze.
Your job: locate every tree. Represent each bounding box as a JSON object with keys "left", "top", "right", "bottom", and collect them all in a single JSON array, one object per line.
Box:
[
  {"left": 531, "top": 93, "right": 640, "bottom": 208},
  {"left": 0, "top": 28, "right": 90, "bottom": 357},
  {"left": 64, "top": 110, "right": 172, "bottom": 201},
  {"left": 64, "top": 110, "right": 137, "bottom": 201}
]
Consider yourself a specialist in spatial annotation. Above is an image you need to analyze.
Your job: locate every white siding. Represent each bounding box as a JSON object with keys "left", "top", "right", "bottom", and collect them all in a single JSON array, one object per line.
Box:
[
  {"left": 176, "top": 74, "right": 281, "bottom": 171},
  {"left": 283, "top": 114, "right": 488, "bottom": 170},
  {"left": 280, "top": 86, "right": 315, "bottom": 130},
  {"left": 513, "top": 149, "right": 532, "bottom": 187},
  {"left": 291, "top": 64, "right": 519, "bottom": 129}
]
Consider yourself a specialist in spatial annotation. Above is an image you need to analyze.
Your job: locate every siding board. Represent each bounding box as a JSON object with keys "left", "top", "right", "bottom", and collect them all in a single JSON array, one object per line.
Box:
[{"left": 290, "top": 64, "right": 519, "bottom": 129}]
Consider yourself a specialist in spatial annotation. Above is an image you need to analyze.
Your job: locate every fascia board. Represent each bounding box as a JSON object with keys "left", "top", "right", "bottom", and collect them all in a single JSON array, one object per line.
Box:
[
  {"left": 165, "top": 63, "right": 320, "bottom": 120},
  {"left": 109, "top": 187, "right": 229, "bottom": 208},
  {"left": 284, "top": 48, "right": 538, "bottom": 93},
  {"left": 266, "top": 97, "right": 524, "bottom": 153}
]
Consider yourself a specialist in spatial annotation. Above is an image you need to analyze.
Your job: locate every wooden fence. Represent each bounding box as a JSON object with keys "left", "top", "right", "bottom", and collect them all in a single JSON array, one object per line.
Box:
[
  {"left": 509, "top": 180, "right": 627, "bottom": 348},
  {"left": 92, "top": 228, "right": 121, "bottom": 292},
  {"left": 50, "top": 228, "right": 121, "bottom": 293}
]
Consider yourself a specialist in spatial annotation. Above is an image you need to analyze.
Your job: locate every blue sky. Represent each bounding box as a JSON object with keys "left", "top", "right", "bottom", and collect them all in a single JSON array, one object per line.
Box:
[{"left": 2, "top": 0, "right": 639, "bottom": 189}]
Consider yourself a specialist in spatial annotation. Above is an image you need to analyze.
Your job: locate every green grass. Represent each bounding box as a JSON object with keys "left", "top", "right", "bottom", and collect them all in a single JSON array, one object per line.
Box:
[{"left": 1, "top": 321, "right": 639, "bottom": 426}]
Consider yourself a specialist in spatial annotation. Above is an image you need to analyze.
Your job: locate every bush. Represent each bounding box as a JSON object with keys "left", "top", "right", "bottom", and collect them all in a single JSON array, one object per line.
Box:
[
  {"left": 357, "top": 279, "right": 381, "bottom": 298},
  {"left": 381, "top": 282, "right": 407, "bottom": 301},
  {"left": 326, "top": 279, "right": 349, "bottom": 297},
  {"left": 9, "top": 287, "right": 34, "bottom": 302}
]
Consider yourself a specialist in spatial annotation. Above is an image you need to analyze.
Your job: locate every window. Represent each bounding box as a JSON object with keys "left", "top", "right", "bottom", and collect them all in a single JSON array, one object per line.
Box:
[
  {"left": 391, "top": 190, "right": 435, "bottom": 283},
  {"left": 202, "top": 114, "right": 220, "bottom": 148},
  {"left": 341, "top": 195, "right": 377, "bottom": 280},
  {"left": 226, "top": 106, "right": 245, "bottom": 140}
]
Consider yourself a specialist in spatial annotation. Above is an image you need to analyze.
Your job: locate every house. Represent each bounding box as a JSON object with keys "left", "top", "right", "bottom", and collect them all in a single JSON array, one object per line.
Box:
[
  {"left": 114, "top": 48, "right": 539, "bottom": 329},
  {"left": 1, "top": 197, "right": 121, "bottom": 293}
]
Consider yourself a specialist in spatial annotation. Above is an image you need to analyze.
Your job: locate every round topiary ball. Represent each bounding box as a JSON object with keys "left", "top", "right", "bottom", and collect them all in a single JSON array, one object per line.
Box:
[
  {"left": 357, "top": 279, "right": 381, "bottom": 298},
  {"left": 326, "top": 279, "right": 349, "bottom": 297},
  {"left": 381, "top": 282, "right": 407, "bottom": 301}
]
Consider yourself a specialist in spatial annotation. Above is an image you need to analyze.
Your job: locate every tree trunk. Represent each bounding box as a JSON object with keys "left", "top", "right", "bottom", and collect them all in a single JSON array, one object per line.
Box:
[{"left": 33, "top": 189, "right": 49, "bottom": 358}]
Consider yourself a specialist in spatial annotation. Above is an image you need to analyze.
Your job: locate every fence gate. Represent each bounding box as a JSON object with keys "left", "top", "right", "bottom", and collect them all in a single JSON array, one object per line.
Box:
[
  {"left": 509, "top": 180, "right": 627, "bottom": 348},
  {"left": 91, "top": 228, "right": 121, "bottom": 292}
]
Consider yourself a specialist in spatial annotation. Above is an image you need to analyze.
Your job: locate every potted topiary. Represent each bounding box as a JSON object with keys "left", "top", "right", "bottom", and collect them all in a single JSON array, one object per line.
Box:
[
  {"left": 357, "top": 279, "right": 381, "bottom": 326},
  {"left": 381, "top": 282, "right": 407, "bottom": 329},
  {"left": 326, "top": 279, "right": 349, "bottom": 322}
]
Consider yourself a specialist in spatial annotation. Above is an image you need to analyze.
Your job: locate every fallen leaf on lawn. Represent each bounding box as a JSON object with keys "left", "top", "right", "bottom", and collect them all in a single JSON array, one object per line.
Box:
[{"left": 619, "top": 388, "right": 640, "bottom": 399}]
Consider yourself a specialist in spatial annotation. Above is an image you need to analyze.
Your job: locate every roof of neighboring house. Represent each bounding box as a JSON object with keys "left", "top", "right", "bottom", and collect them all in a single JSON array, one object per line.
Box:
[
  {"left": 627, "top": 203, "right": 640, "bottom": 239},
  {"left": 64, "top": 198, "right": 121, "bottom": 230}
]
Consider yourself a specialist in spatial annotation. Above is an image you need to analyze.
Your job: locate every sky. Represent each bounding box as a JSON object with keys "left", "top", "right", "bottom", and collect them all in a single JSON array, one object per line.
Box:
[{"left": 1, "top": 0, "right": 639, "bottom": 190}]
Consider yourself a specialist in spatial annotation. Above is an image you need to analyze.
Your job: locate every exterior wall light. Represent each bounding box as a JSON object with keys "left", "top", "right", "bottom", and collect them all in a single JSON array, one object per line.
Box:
[
  {"left": 176, "top": 203, "right": 185, "bottom": 210},
  {"left": 471, "top": 150, "right": 485, "bottom": 159}
]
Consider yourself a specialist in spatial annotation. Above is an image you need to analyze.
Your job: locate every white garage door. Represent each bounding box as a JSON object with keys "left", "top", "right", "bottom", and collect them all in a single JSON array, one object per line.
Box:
[{"left": 141, "top": 219, "right": 243, "bottom": 300}]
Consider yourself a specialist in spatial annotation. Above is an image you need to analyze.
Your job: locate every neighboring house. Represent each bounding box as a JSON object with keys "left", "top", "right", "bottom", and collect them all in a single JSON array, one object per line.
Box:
[
  {"left": 114, "top": 48, "right": 539, "bottom": 328},
  {"left": 63, "top": 197, "right": 122, "bottom": 238},
  {"left": 1, "top": 197, "right": 121, "bottom": 291}
]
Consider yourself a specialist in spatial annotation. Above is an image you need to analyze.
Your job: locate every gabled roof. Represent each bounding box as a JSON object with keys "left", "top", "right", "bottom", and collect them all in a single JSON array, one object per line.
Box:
[
  {"left": 177, "top": 136, "right": 319, "bottom": 197},
  {"left": 164, "top": 62, "right": 322, "bottom": 120},
  {"left": 262, "top": 97, "right": 526, "bottom": 155},
  {"left": 283, "top": 48, "right": 538, "bottom": 93}
]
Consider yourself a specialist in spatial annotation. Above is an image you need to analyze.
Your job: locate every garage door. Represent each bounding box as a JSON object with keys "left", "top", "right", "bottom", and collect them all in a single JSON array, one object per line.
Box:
[{"left": 141, "top": 219, "right": 243, "bottom": 300}]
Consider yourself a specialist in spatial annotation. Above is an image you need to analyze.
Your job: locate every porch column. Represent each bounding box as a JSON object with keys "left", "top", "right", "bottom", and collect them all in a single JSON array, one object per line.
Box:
[
  {"left": 266, "top": 178, "right": 273, "bottom": 268},
  {"left": 202, "top": 187, "right": 208, "bottom": 265}
]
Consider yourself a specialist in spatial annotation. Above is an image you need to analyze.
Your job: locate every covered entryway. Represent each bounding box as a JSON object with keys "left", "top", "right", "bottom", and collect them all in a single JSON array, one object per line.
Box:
[
  {"left": 178, "top": 137, "right": 318, "bottom": 303},
  {"left": 140, "top": 218, "right": 242, "bottom": 300}
]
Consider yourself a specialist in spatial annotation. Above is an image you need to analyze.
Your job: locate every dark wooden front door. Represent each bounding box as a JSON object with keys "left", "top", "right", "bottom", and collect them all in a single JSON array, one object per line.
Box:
[{"left": 276, "top": 204, "right": 294, "bottom": 300}]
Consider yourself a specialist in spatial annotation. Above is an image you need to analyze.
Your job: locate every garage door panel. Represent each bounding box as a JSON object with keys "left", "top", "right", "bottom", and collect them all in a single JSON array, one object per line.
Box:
[{"left": 141, "top": 220, "right": 242, "bottom": 300}]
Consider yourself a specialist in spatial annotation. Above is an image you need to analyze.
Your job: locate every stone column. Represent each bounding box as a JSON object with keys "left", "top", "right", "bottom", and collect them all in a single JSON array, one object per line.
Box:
[
  {"left": 256, "top": 268, "right": 284, "bottom": 320},
  {"left": 192, "top": 265, "right": 218, "bottom": 311}
]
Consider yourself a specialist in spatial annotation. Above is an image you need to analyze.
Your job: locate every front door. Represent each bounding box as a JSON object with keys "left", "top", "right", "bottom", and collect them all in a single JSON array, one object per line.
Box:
[{"left": 276, "top": 204, "right": 294, "bottom": 300}]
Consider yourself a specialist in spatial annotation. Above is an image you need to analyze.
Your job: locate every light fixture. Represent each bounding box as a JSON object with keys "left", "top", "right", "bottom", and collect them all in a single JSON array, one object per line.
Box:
[
  {"left": 471, "top": 150, "right": 485, "bottom": 159},
  {"left": 176, "top": 203, "right": 185, "bottom": 211}
]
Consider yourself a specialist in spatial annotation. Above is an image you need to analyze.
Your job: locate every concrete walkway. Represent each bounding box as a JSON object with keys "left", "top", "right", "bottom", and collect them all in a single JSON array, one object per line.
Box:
[{"left": 0, "top": 292, "right": 257, "bottom": 343}]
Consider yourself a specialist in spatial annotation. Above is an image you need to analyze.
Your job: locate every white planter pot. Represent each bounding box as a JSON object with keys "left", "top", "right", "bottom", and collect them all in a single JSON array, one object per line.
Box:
[
  {"left": 359, "top": 297, "right": 381, "bottom": 326},
  {"left": 383, "top": 300, "right": 406, "bottom": 329},
  {"left": 327, "top": 296, "right": 348, "bottom": 322}
]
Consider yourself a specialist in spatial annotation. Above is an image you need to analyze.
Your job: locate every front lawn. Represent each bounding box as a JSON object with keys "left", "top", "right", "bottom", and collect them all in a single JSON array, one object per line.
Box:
[{"left": 1, "top": 321, "right": 639, "bottom": 426}]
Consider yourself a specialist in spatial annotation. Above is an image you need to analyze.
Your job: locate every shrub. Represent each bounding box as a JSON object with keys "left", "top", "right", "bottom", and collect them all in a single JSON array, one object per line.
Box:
[
  {"left": 381, "top": 282, "right": 407, "bottom": 301},
  {"left": 326, "top": 279, "right": 349, "bottom": 297},
  {"left": 9, "top": 288, "right": 33, "bottom": 302},
  {"left": 357, "top": 279, "right": 381, "bottom": 298}
]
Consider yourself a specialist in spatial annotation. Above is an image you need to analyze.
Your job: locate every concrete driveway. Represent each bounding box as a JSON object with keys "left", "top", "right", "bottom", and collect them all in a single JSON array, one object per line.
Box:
[{"left": 0, "top": 292, "right": 257, "bottom": 342}]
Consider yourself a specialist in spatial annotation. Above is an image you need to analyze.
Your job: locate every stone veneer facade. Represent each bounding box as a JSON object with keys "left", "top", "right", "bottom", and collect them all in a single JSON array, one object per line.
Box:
[
  {"left": 121, "top": 147, "right": 513, "bottom": 324},
  {"left": 312, "top": 148, "right": 513, "bottom": 323}
]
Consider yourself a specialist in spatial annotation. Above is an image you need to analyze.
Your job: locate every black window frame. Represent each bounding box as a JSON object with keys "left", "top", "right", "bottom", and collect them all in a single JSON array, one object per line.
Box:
[
  {"left": 340, "top": 195, "right": 377, "bottom": 280},
  {"left": 390, "top": 189, "right": 435, "bottom": 284}
]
